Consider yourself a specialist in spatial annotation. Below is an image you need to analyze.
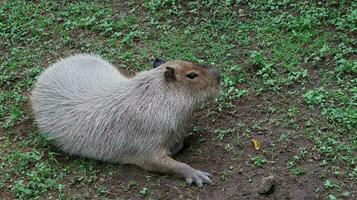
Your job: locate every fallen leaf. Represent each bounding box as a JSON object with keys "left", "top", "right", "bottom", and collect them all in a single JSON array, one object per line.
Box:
[{"left": 251, "top": 139, "right": 261, "bottom": 151}]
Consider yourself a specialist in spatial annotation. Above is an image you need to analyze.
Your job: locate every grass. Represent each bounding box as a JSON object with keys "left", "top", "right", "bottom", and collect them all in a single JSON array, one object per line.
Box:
[{"left": 0, "top": 0, "right": 356, "bottom": 199}]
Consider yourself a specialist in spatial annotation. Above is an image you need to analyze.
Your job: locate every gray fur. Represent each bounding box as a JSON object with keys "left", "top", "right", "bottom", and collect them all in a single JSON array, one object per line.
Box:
[{"left": 31, "top": 54, "right": 219, "bottom": 187}]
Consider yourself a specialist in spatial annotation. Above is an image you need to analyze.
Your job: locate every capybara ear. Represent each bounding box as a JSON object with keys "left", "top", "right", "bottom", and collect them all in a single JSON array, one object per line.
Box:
[
  {"left": 164, "top": 66, "right": 175, "bottom": 82},
  {"left": 153, "top": 57, "right": 166, "bottom": 68}
]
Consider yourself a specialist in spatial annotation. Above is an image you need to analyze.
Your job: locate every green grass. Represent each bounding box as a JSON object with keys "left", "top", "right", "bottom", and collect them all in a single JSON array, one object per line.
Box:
[
  {"left": 251, "top": 156, "right": 267, "bottom": 167},
  {"left": 0, "top": 0, "right": 356, "bottom": 199}
]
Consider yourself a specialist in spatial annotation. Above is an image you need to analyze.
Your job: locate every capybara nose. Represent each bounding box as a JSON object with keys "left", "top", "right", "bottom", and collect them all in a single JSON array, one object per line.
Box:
[{"left": 210, "top": 68, "right": 221, "bottom": 83}]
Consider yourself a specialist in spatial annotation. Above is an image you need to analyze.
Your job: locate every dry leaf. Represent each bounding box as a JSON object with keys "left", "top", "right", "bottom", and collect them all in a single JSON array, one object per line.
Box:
[{"left": 251, "top": 139, "right": 261, "bottom": 151}]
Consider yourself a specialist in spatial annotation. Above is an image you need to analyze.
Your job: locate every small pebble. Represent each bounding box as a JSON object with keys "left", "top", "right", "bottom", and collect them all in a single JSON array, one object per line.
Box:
[{"left": 257, "top": 175, "right": 276, "bottom": 195}]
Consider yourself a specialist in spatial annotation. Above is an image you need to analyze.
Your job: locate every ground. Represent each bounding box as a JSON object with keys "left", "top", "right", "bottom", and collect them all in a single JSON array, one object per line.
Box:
[{"left": 0, "top": 0, "right": 356, "bottom": 199}]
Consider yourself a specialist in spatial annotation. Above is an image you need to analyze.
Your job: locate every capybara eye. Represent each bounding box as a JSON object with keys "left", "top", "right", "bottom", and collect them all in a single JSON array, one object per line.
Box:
[{"left": 186, "top": 72, "right": 199, "bottom": 79}]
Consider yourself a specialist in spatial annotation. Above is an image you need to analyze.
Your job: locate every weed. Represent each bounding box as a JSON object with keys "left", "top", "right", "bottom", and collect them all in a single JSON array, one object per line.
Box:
[
  {"left": 342, "top": 191, "right": 351, "bottom": 198},
  {"left": 324, "top": 179, "right": 340, "bottom": 191},
  {"left": 219, "top": 170, "right": 230, "bottom": 183},
  {"left": 216, "top": 65, "right": 247, "bottom": 111},
  {"left": 128, "top": 180, "right": 138, "bottom": 188},
  {"left": 224, "top": 144, "right": 234, "bottom": 152},
  {"left": 139, "top": 187, "right": 150, "bottom": 197},
  {"left": 328, "top": 194, "right": 337, "bottom": 200},
  {"left": 214, "top": 128, "right": 234, "bottom": 141},
  {"left": 95, "top": 186, "right": 109, "bottom": 196},
  {"left": 289, "top": 166, "right": 305, "bottom": 176},
  {"left": 335, "top": 59, "right": 357, "bottom": 77},
  {"left": 0, "top": 149, "right": 66, "bottom": 199},
  {"left": 304, "top": 88, "right": 326, "bottom": 106},
  {"left": 251, "top": 156, "right": 267, "bottom": 167}
]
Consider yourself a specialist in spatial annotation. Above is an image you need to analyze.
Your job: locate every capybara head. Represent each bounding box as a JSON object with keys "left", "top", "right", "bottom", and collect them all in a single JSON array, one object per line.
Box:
[{"left": 153, "top": 58, "right": 221, "bottom": 102}]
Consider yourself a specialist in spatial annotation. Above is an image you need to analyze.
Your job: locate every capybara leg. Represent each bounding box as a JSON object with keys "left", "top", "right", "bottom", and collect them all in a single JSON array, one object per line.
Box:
[{"left": 141, "top": 156, "right": 212, "bottom": 187}]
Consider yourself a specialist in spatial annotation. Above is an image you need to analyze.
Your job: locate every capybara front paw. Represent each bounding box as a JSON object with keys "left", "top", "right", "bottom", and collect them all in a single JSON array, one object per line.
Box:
[{"left": 184, "top": 169, "right": 212, "bottom": 188}]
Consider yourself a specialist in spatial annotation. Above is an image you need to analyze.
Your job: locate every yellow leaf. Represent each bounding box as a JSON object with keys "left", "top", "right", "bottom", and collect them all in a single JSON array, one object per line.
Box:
[{"left": 251, "top": 139, "right": 261, "bottom": 151}]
